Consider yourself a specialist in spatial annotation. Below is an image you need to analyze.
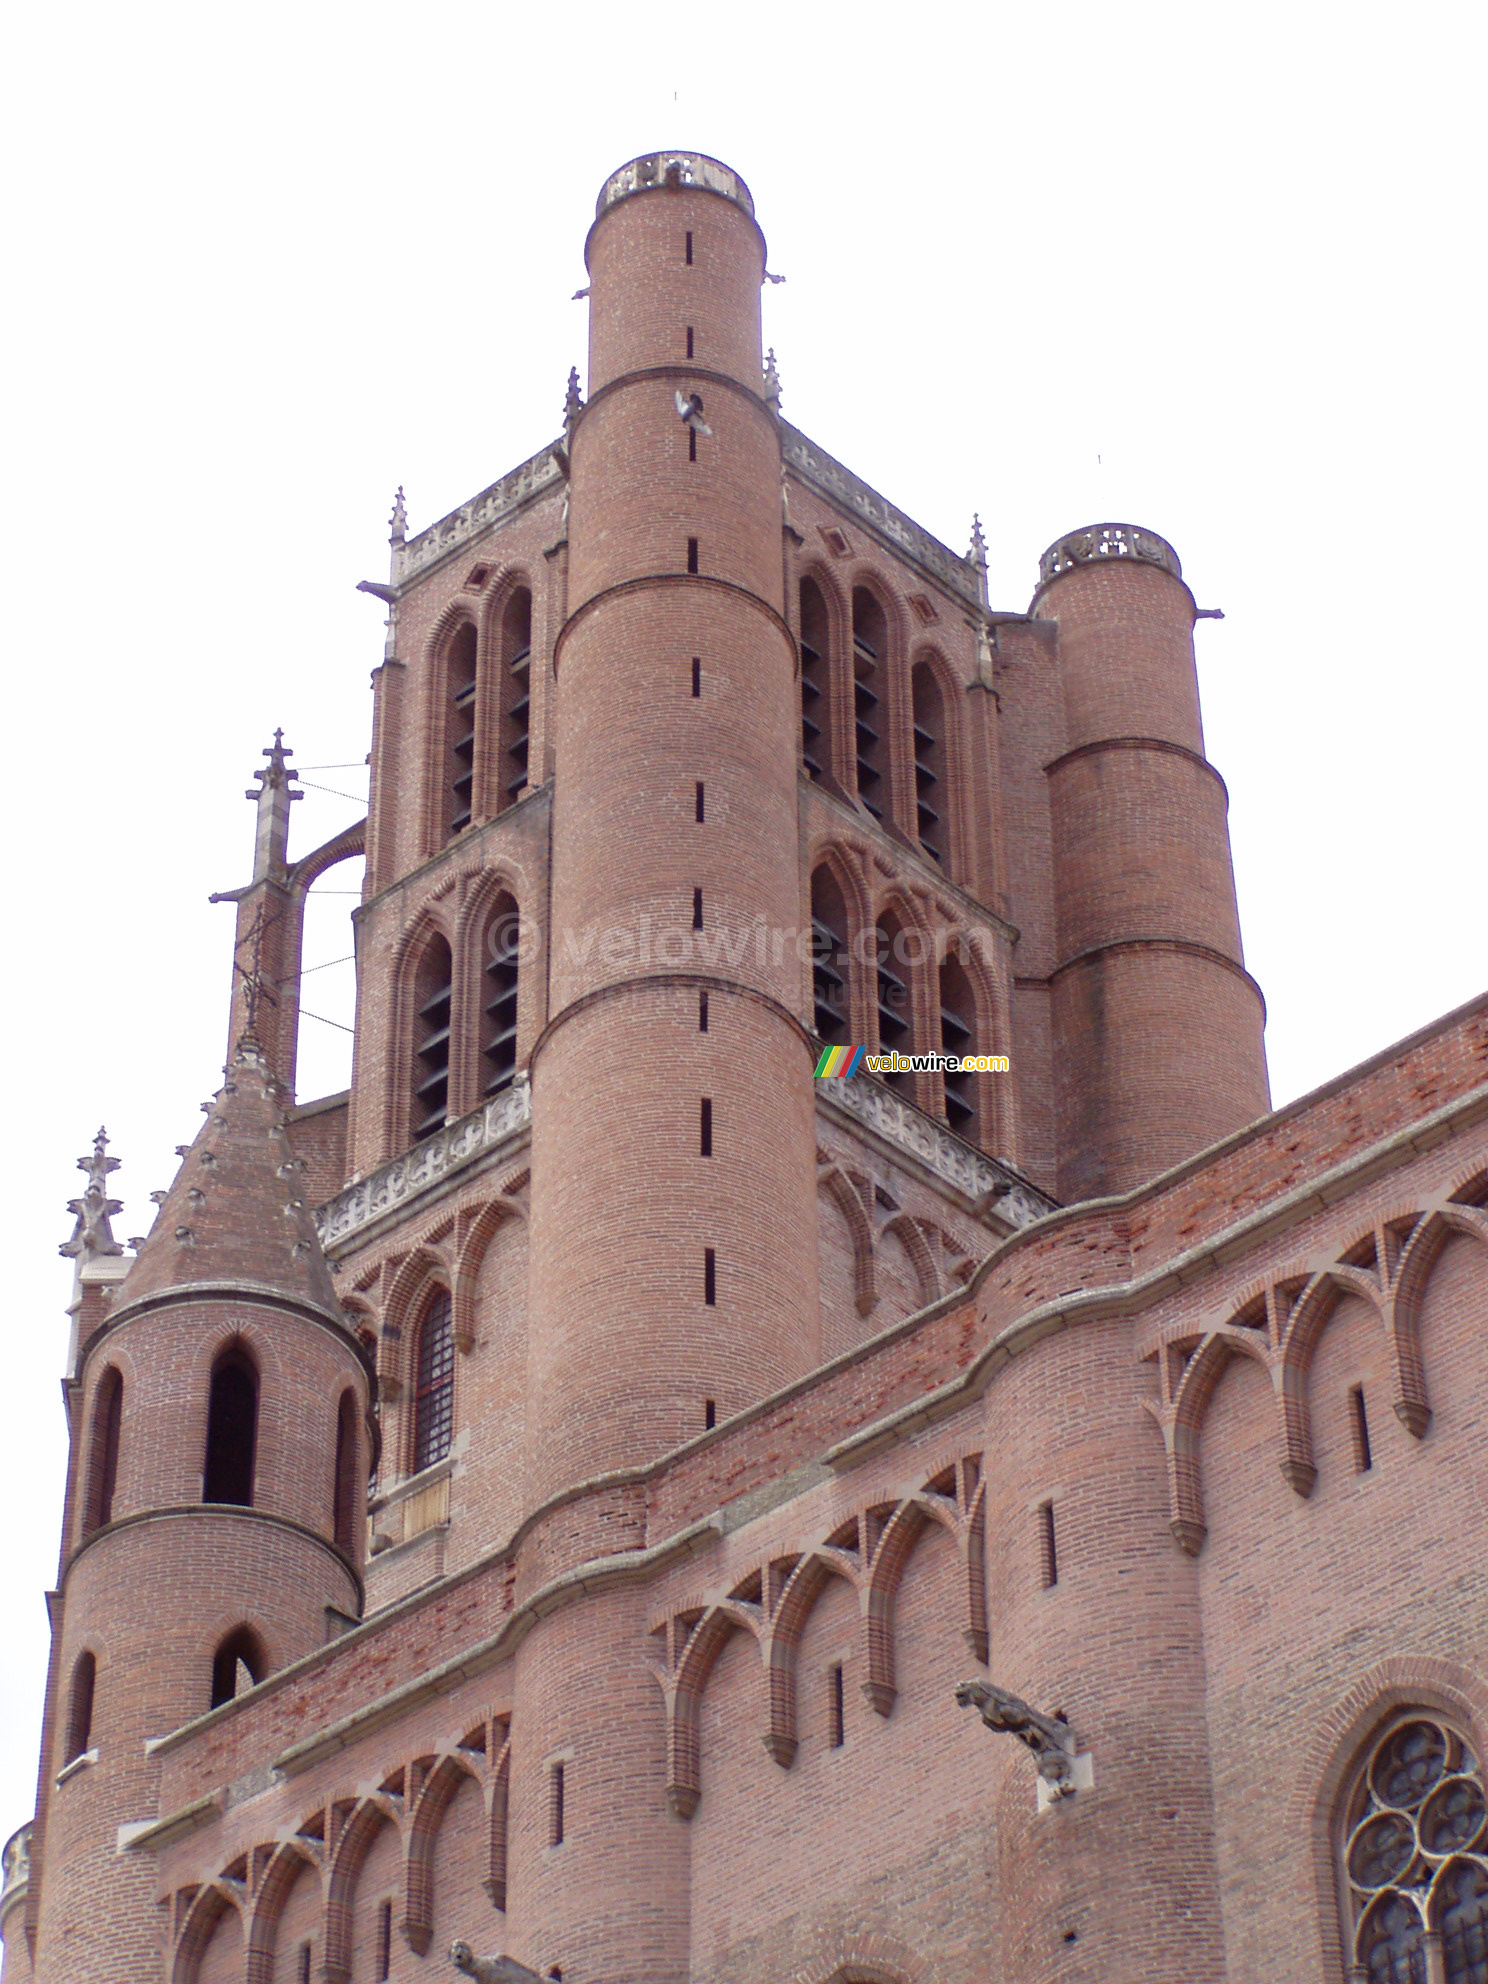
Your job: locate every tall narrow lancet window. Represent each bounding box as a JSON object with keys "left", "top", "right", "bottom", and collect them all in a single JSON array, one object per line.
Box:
[
  {"left": 810, "top": 867, "right": 851, "bottom": 1044},
  {"left": 911, "top": 661, "right": 947, "bottom": 867},
  {"left": 851, "top": 588, "right": 887, "bottom": 822},
  {"left": 84, "top": 1365, "right": 123, "bottom": 1535},
  {"left": 203, "top": 1345, "right": 258, "bottom": 1507},
  {"left": 481, "top": 894, "right": 520, "bottom": 1097},
  {"left": 497, "top": 588, "right": 532, "bottom": 813},
  {"left": 799, "top": 578, "right": 831, "bottom": 784},
  {"left": 412, "top": 935, "right": 454, "bottom": 1140},
  {"left": 1339, "top": 1713, "right": 1487, "bottom": 1983},
  {"left": 64, "top": 1651, "right": 95, "bottom": 1763},
  {"left": 413, "top": 1289, "right": 455, "bottom": 1474},
  {"left": 445, "top": 621, "right": 478, "bottom": 840},
  {"left": 874, "top": 911, "right": 912, "bottom": 1092},
  {"left": 939, "top": 952, "right": 978, "bottom": 1141},
  {"left": 332, "top": 1388, "right": 359, "bottom": 1558}
]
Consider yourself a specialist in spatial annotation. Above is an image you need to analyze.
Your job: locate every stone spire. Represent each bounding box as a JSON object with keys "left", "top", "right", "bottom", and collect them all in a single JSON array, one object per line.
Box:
[
  {"left": 247, "top": 729, "right": 301, "bottom": 884},
  {"left": 388, "top": 485, "right": 407, "bottom": 547},
  {"left": 563, "top": 365, "right": 585, "bottom": 431},
  {"left": 114, "top": 1038, "right": 342, "bottom": 1325},
  {"left": 763, "top": 347, "right": 782, "bottom": 411},
  {"left": 968, "top": 514, "right": 989, "bottom": 611},
  {"left": 59, "top": 1128, "right": 124, "bottom": 1284}
]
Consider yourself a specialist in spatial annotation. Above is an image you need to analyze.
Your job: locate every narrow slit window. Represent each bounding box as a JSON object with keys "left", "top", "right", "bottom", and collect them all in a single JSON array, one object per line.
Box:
[
  {"left": 851, "top": 588, "right": 887, "bottom": 821},
  {"left": 704, "top": 1248, "right": 716, "bottom": 1306},
  {"left": 687, "top": 537, "right": 699, "bottom": 574},
  {"left": 1349, "top": 1385, "right": 1374, "bottom": 1473},
  {"left": 1038, "top": 1501, "right": 1058, "bottom": 1589},
  {"left": 698, "top": 990, "right": 709, "bottom": 1032},
  {"left": 692, "top": 655, "right": 701, "bottom": 697},
  {"left": 704, "top": 1398, "right": 716, "bottom": 1431},
  {"left": 203, "top": 1347, "right": 258, "bottom": 1507},
  {"left": 689, "top": 425, "right": 697, "bottom": 462},
  {"left": 298, "top": 1945, "right": 311, "bottom": 1984},
  {"left": 65, "top": 1651, "right": 95, "bottom": 1764},
  {"left": 444, "top": 620, "right": 478, "bottom": 840},
  {"left": 693, "top": 888, "right": 703, "bottom": 930},
  {"left": 828, "top": 1663, "right": 845, "bottom": 1749},
  {"left": 700, "top": 1098, "right": 712, "bottom": 1156},
  {"left": 550, "top": 1762, "right": 565, "bottom": 1846},
  {"left": 376, "top": 1899, "right": 392, "bottom": 1980},
  {"left": 695, "top": 781, "right": 705, "bottom": 822},
  {"left": 686, "top": 325, "right": 694, "bottom": 357},
  {"left": 685, "top": 230, "right": 693, "bottom": 265}
]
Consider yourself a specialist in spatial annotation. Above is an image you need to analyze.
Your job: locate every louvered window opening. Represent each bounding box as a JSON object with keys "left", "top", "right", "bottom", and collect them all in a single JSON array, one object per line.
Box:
[
  {"left": 413, "top": 943, "right": 453, "bottom": 1140},
  {"left": 912, "top": 664, "right": 945, "bottom": 865},
  {"left": 1342, "top": 1715, "right": 1487, "bottom": 1984},
  {"left": 852, "top": 590, "right": 886, "bottom": 822},
  {"left": 414, "top": 1291, "right": 455, "bottom": 1474},
  {"left": 500, "top": 591, "right": 532, "bottom": 810},
  {"left": 483, "top": 902, "right": 520, "bottom": 1098},
  {"left": 447, "top": 623, "right": 478, "bottom": 837},
  {"left": 800, "top": 580, "right": 831, "bottom": 784},
  {"left": 811, "top": 870, "right": 850, "bottom": 1046},
  {"left": 875, "top": 920, "right": 910, "bottom": 1092},
  {"left": 940, "top": 957, "right": 976, "bottom": 1138}
]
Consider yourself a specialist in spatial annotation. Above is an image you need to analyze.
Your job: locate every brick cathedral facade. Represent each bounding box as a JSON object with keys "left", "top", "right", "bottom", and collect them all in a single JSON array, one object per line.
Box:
[{"left": 4, "top": 154, "right": 1485, "bottom": 1984}]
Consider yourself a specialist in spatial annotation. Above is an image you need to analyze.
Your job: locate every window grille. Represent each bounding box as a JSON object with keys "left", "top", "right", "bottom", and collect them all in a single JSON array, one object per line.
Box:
[
  {"left": 413, "top": 1290, "right": 455, "bottom": 1474},
  {"left": 1341, "top": 1714, "right": 1487, "bottom": 1982}
]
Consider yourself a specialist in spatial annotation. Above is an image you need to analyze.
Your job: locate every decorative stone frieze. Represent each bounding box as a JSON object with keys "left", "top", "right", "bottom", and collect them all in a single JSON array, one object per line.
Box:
[
  {"left": 780, "top": 423, "right": 984, "bottom": 610},
  {"left": 392, "top": 452, "right": 564, "bottom": 588},
  {"left": 314, "top": 1083, "right": 531, "bottom": 1253},
  {"left": 815, "top": 1077, "right": 1053, "bottom": 1228}
]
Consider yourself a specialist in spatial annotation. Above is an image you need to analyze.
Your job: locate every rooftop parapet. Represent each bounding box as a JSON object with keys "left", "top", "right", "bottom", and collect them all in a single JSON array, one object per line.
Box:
[
  {"left": 595, "top": 152, "right": 754, "bottom": 221},
  {"left": 1038, "top": 522, "right": 1182, "bottom": 589}
]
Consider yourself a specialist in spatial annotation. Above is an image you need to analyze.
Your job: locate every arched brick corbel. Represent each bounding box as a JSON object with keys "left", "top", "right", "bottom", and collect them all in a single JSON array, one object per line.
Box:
[
  {"left": 402, "top": 1748, "right": 484, "bottom": 1954},
  {"left": 484, "top": 1728, "right": 511, "bottom": 1911},
  {"left": 765, "top": 1550, "right": 862, "bottom": 1765},
  {"left": 323, "top": 1794, "right": 402, "bottom": 1982},
  {"left": 172, "top": 1880, "right": 244, "bottom": 1984},
  {"left": 1277, "top": 1265, "right": 1385, "bottom": 1495},
  {"left": 1390, "top": 1199, "right": 1488, "bottom": 1436},
  {"left": 818, "top": 1163, "right": 877, "bottom": 1316},
  {"left": 244, "top": 1838, "right": 321, "bottom": 1984},
  {"left": 664, "top": 1603, "right": 762, "bottom": 1817}
]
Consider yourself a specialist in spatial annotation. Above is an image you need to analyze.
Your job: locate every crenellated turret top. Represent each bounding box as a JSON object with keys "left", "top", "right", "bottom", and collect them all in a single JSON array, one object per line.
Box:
[{"left": 595, "top": 152, "right": 754, "bottom": 221}]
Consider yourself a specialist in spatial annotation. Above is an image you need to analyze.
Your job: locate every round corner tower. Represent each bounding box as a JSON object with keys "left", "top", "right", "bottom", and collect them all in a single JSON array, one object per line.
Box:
[
  {"left": 527, "top": 154, "right": 820, "bottom": 1496},
  {"left": 1033, "top": 525, "right": 1269, "bottom": 1201},
  {"left": 29, "top": 1045, "right": 374, "bottom": 1982}
]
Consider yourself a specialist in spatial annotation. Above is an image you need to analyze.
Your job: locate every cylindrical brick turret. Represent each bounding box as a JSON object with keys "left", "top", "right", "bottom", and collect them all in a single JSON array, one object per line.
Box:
[
  {"left": 28, "top": 1044, "right": 372, "bottom": 1983},
  {"left": 527, "top": 155, "right": 820, "bottom": 1499},
  {"left": 1034, "top": 527, "right": 1269, "bottom": 1200}
]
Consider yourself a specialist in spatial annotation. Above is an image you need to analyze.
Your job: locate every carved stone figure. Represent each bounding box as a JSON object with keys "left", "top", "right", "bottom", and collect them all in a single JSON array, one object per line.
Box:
[
  {"left": 59, "top": 1129, "right": 124, "bottom": 1267},
  {"left": 955, "top": 1678, "right": 1078, "bottom": 1798},
  {"left": 448, "top": 1941, "right": 543, "bottom": 1982}
]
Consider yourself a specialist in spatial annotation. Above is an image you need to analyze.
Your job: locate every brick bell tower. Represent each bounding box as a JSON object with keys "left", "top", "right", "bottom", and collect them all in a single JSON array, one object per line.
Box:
[{"left": 526, "top": 156, "right": 820, "bottom": 1496}]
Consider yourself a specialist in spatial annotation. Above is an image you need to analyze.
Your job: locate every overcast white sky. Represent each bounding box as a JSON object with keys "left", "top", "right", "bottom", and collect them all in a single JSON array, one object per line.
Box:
[{"left": 2, "top": 0, "right": 1483, "bottom": 1854}]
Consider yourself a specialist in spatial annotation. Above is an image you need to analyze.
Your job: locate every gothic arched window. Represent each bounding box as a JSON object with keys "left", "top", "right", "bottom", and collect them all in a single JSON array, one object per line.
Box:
[
  {"left": 851, "top": 587, "right": 888, "bottom": 822},
  {"left": 203, "top": 1345, "right": 258, "bottom": 1507},
  {"left": 210, "top": 1625, "right": 266, "bottom": 1710},
  {"left": 411, "top": 934, "right": 454, "bottom": 1141},
  {"left": 910, "top": 660, "right": 948, "bottom": 869},
  {"left": 810, "top": 866, "right": 851, "bottom": 1045},
  {"left": 64, "top": 1651, "right": 95, "bottom": 1763},
  {"left": 413, "top": 1290, "right": 455, "bottom": 1475},
  {"left": 800, "top": 578, "right": 833, "bottom": 786},
  {"left": 938, "top": 950, "right": 979, "bottom": 1143},
  {"left": 480, "top": 894, "right": 520, "bottom": 1098},
  {"left": 83, "top": 1365, "right": 123, "bottom": 1535},
  {"left": 496, "top": 588, "right": 532, "bottom": 813},
  {"left": 443, "top": 620, "right": 478, "bottom": 841},
  {"left": 1340, "top": 1713, "right": 1487, "bottom": 1982},
  {"left": 332, "top": 1388, "right": 359, "bottom": 1558},
  {"left": 874, "top": 910, "right": 915, "bottom": 1094}
]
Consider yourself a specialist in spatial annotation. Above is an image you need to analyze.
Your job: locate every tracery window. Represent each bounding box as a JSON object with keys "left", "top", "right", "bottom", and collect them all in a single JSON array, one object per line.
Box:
[
  {"left": 413, "top": 1290, "right": 455, "bottom": 1474},
  {"left": 1340, "top": 1713, "right": 1487, "bottom": 1983}
]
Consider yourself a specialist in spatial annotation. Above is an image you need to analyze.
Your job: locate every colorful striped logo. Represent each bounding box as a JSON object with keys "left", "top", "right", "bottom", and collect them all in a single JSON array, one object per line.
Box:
[{"left": 814, "top": 1045, "right": 865, "bottom": 1078}]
